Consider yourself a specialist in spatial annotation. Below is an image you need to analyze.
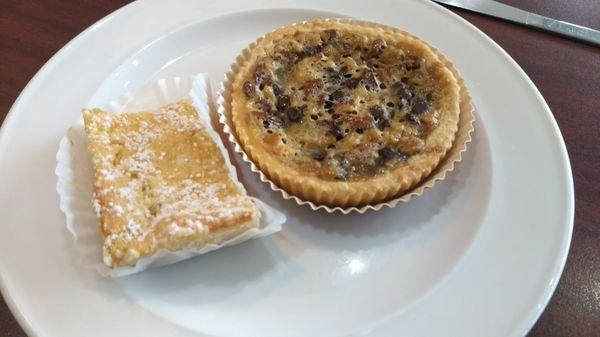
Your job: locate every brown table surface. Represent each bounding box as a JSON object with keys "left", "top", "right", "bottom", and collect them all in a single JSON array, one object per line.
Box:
[{"left": 1, "top": 0, "right": 598, "bottom": 336}]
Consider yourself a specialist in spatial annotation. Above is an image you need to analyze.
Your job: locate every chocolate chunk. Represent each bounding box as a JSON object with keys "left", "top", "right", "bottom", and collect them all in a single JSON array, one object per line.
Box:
[
  {"left": 407, "top": 113, "right": 421, "bottom": 124},
  {"left": 369, "top": 106, "right": 385, "bottom": 120},
  {"left": 343, "top": 78, "right": 360, "bottom": 89},
  {"left": 393, "top": 81, "right": 413, "bottom": 100},
  {"left": 286, "top": 106, "right": 306, "bottom": 122},
  {"left": 323, "top": 100, "right": 334, "bottom": 109},
  {"left": 411, "top": 99, "right": 429, "bottom": 115},
  {"left": 329, "top": 90, "right": 346, "bottom": 102},
  {"left": 334, "top": 126, "right": 347, "bottom": 140},
  {"left": 324, "top": 67, "right": 342, "bottom": 86},
  {"left": 243, "top": 81, "right": 255, "bottom": 98},
  {"left": 377, "top": 147, "right": 405, "bottom": 165},
  {"left": 302, "top": 46, "right": 320, "bottom": 58},
  {"left": 368, "top": 105, "right": 392, "bottom": 130},
  {"left": 312, "top": 149, "right": 327, "bottom": 161},
  {"left": 272, "top": 83, "right": 282, "bottom": 96},
  {"left": 392, "top": 82, "right": 414, "bottom": 109},
  {"left": 319, "top": 120, "right": 346, "bottom": 141},
  {"left": 261, "top": 114, "right": 284, "bottom": 129},
  {"left": 317, "top": 119, "right": 346, "bottom": 140},
  {"left": 276, "top": 94, "right": 291, "bottom": 112},
  {"left": 378, "top": 147, "right": 395, "bottom": 163},
  {"left": 376, "top": 118, "right": 391, "bottom": 130}
]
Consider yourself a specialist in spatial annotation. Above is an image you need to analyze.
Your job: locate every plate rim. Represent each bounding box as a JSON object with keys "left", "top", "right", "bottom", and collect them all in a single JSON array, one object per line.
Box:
[
  {"left": 0, "top": 1, "right": 574, "bottom": 336},
  {"left": 427, "top": 2, "right": 574, "bottom": 335}
]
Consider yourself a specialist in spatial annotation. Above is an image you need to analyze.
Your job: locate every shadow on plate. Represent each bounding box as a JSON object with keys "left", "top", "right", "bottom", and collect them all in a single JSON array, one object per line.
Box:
[
  {"left": 253, "top": 115, "right": 491, "bottom": 254},
  {"left": 114, "top": 238, "right": 294, "bottom": 308}
]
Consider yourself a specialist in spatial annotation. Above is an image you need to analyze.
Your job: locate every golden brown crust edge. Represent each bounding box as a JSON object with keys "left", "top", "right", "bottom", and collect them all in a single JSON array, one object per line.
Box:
[{"left": 231, "top": 20, "right": 461, "bottom": 207}]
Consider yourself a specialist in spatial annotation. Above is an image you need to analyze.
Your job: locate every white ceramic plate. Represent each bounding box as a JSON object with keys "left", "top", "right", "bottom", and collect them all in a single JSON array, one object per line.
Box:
[{"left": 0, "top": 1, "right": 573, "bottom": 336}]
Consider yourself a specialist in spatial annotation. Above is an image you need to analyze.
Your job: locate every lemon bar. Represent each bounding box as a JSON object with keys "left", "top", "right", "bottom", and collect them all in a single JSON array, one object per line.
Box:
[{"left": 83, "top": 100, "right": 260, "bottom": 268}]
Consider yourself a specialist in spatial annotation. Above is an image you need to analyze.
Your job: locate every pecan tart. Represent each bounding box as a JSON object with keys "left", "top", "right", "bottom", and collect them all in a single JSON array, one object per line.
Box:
[{"left": 230, "top": 20, "right": 461, "bottom": 207}]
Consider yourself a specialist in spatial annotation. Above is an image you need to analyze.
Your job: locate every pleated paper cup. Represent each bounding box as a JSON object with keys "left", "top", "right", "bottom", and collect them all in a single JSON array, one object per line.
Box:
[
  {"left": 55, "top": 74, "right": 285, "bottom": 277},
  {"left": 217, "top": 19, "right": 475, "bottom": 214}
]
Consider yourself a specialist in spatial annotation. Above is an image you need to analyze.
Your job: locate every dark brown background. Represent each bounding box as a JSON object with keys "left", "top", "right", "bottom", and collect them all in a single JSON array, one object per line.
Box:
[{"left": 0, "top": 0, "right": 598, "bottom": 336}]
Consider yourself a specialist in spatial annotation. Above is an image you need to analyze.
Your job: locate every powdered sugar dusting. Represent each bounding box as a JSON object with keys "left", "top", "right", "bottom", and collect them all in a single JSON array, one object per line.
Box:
[
  {"left": 56, "top": 75, "right": 284, "bottom": 277},
  {"left": 83, "top": 100, "right": 260, "bottom": 267}
]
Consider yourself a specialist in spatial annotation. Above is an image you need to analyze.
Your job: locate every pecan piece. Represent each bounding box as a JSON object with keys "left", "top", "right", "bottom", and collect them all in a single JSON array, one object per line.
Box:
[
  {"left": 360, "top": 69, "right": 379, "bottom": 90},
  {"left": 370, "top": 38, "right": 386, "bottom": 57},
  {"left": 341, "top": 114, "right": 374, "bottom": 130},
  {"left": 304, "top": 79, "right": 324, "bottom": 97},
  {"left": 404, "top": 55, "right": 422, "bottom": 70},
  {"left": 243, "top": 81, "right": 255, "bottom": 98}
]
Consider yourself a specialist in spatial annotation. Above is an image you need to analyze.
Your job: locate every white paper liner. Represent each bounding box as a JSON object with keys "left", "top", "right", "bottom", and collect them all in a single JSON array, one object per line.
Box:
[
  {"left": 217, "top": 18, "right": 475, "bottom": 214},
  {"left": 56, "top": 74, "right": 285, "bottom": 277}
]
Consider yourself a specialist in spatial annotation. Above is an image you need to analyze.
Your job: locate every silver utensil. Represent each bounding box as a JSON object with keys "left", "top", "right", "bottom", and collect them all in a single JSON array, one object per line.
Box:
[{"left": 432, "top": 0, "right": 600, "bottom": 46}]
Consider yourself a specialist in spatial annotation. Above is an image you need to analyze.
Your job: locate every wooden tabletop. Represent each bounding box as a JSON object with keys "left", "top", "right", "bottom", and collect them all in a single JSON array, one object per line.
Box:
[{"left": 1, "top": 0, "right": 598, "bottom": 336}]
